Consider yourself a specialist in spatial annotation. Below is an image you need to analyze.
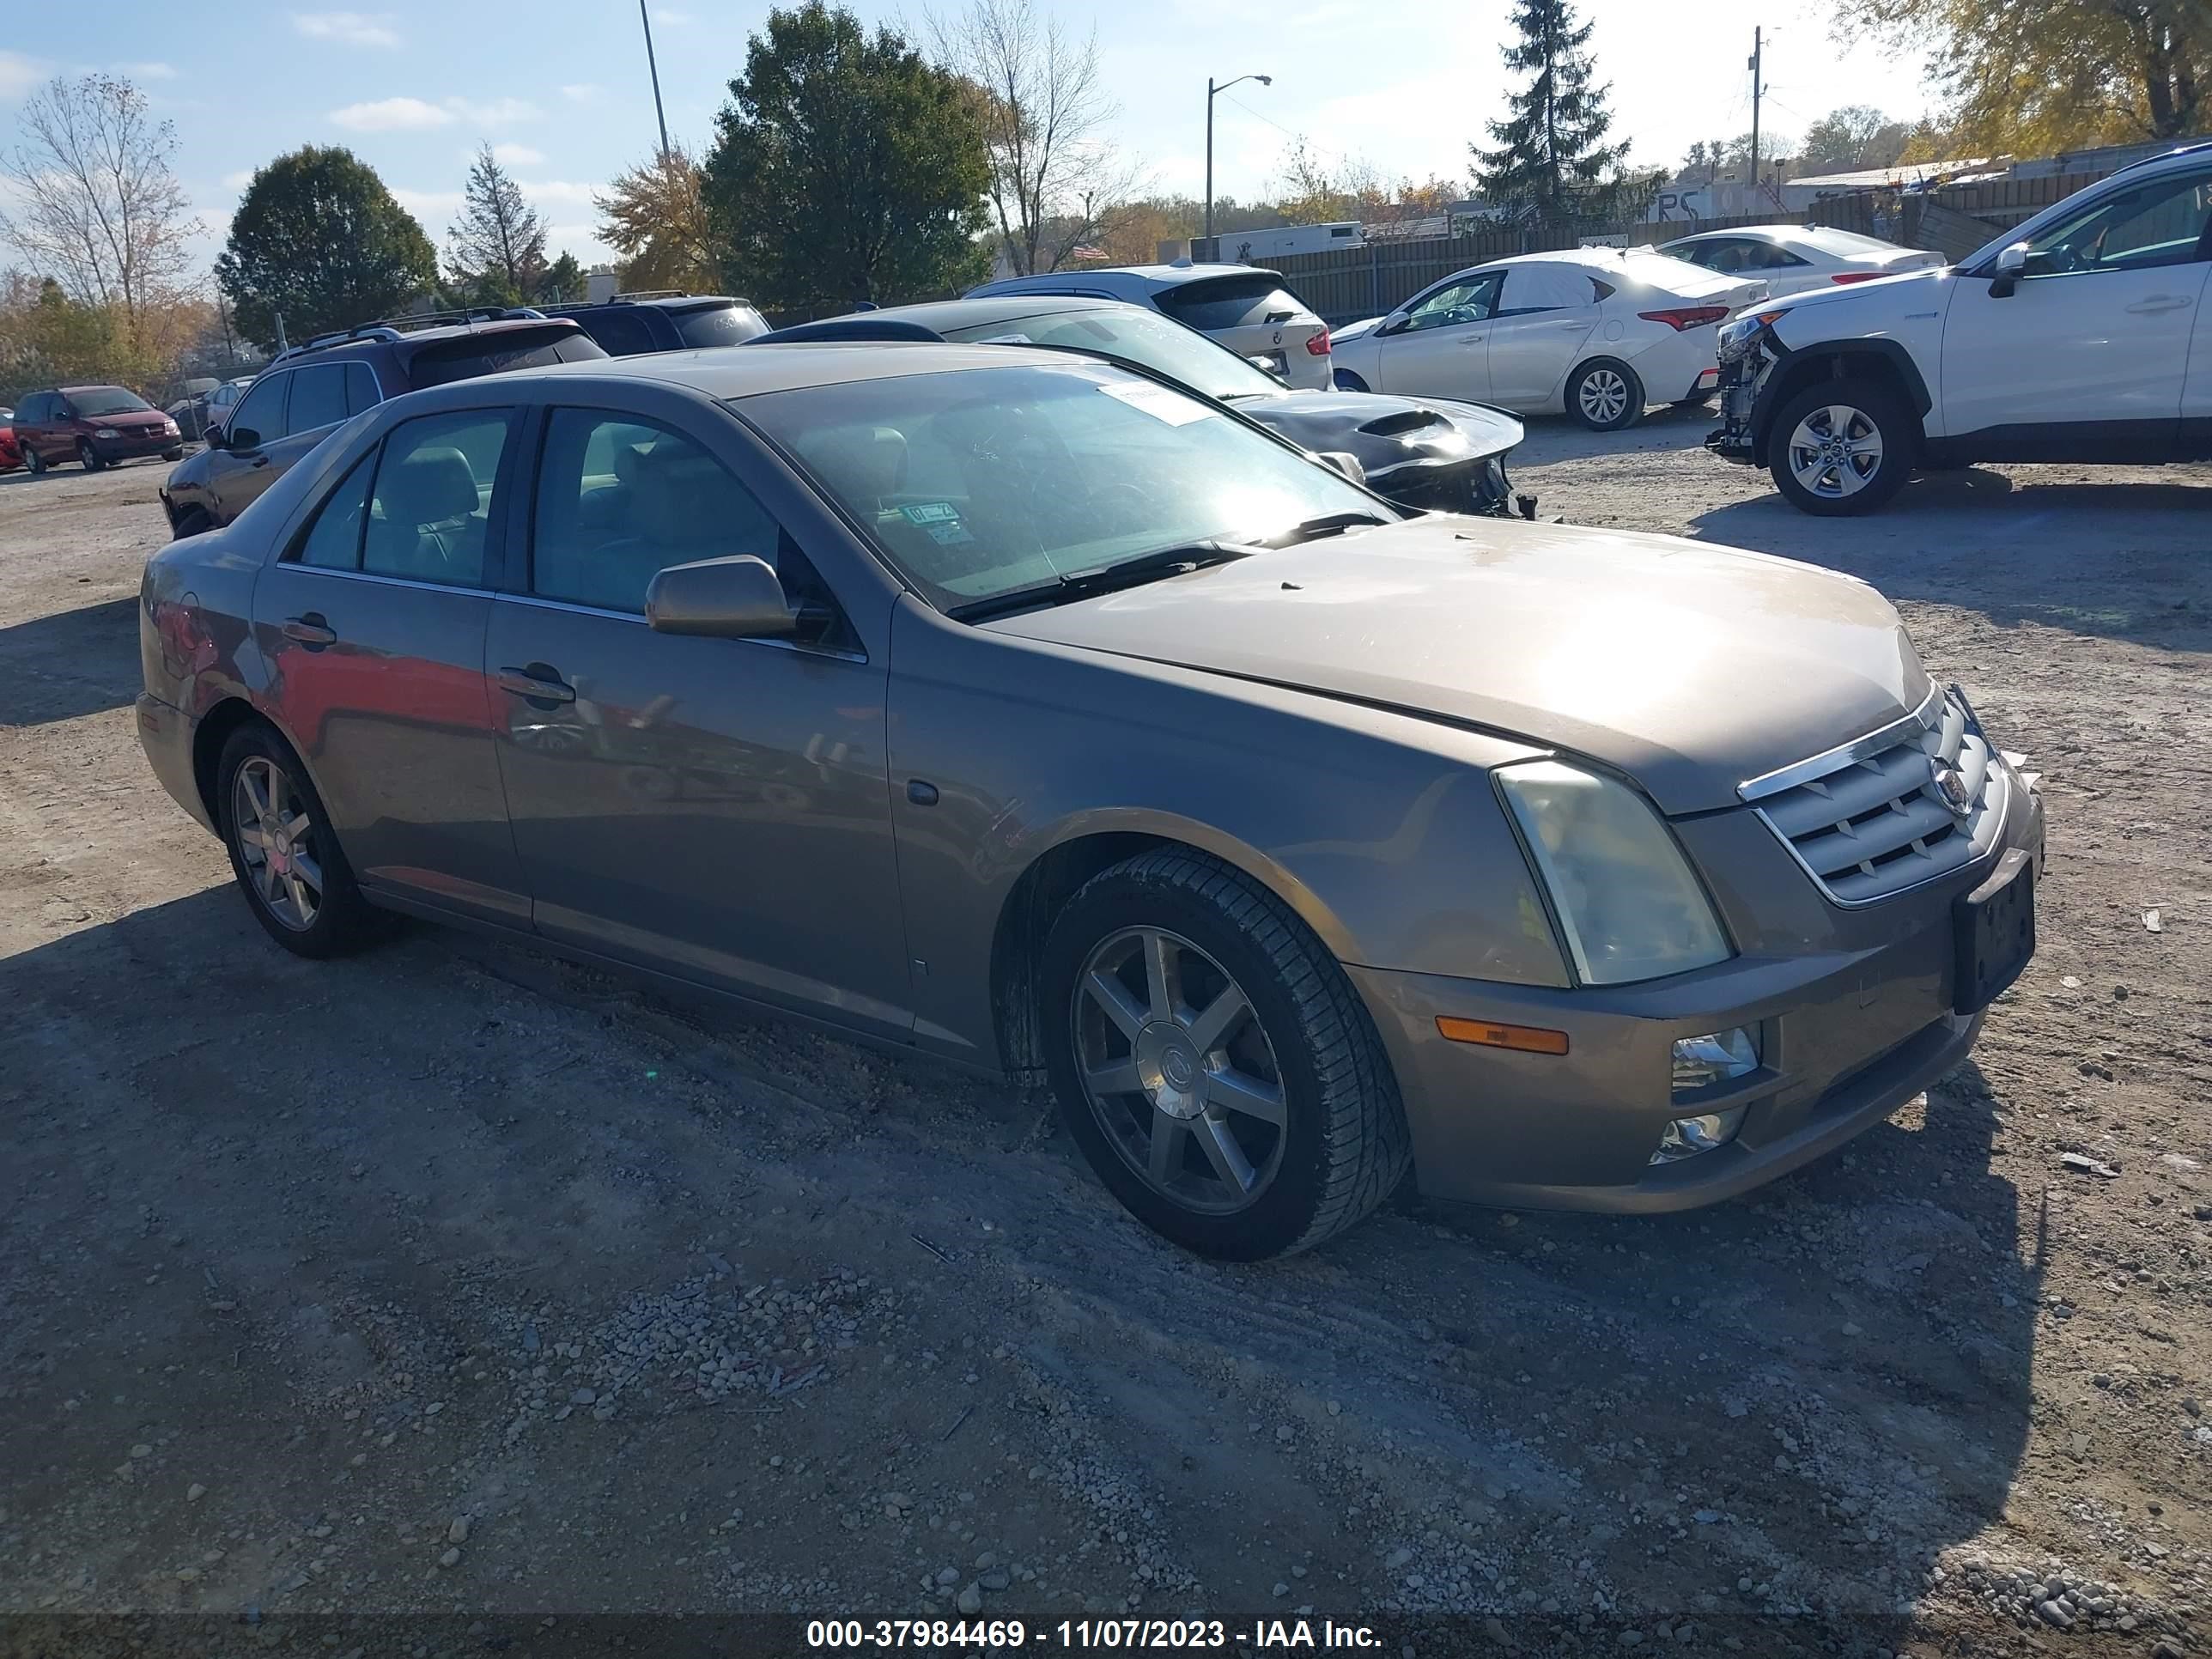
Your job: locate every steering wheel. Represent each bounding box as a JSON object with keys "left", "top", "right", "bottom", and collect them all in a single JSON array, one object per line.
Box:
[{"left": 1080, "top": 479, "right": 1159, "bottom": 537}]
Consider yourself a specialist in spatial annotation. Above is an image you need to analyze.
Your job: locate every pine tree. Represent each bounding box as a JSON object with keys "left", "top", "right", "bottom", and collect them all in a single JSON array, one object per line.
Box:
[
  {"left": 443, "top": 144, "right": 549, "bottom": 302},
  {"left": 1471, "top": 0, "right": 1629, "bottom": 223}
]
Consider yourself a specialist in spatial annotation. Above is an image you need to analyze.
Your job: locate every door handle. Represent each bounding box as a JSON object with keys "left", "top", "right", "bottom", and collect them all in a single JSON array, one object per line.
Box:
[
  {"left": 250, "top": 454, "right": 270, "bottom": 469},
  {"left": 282, "top": 615, "right": 336, "bottom": 647},
  {"left": 496, "top": 665, "right": 576, "bottom": 704},
  {"left": 2125, "top": 295, "right": 2192, "bottom": 313}
]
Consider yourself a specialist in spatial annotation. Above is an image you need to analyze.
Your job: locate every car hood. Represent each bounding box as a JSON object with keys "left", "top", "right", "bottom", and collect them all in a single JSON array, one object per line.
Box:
[
  {"left": 88, "top": 409, "right": 170, "bottom": 430},
  {"left": 1231, "top": 389, "right": 1521, "bottom": 477},
  {"left": 1332, "top": 316, "right": 1386, "bottom": 344},
  {"left": 1767, "top": 264, "right": 1952, "bottom": 324},
  {"left": 985, "top": 519, "right": 1929, "bottom": 814}
]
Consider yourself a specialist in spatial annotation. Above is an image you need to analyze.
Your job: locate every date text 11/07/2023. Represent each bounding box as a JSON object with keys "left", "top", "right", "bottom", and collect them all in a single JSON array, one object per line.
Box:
[{"left": 804, "top": 1618, "right": 1384, "bottom": 1649}]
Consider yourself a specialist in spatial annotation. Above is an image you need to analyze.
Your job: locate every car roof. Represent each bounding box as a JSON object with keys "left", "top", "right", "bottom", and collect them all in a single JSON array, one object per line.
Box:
[
  {"left": 824, "top": 295, "right": 1139, "bottom": 331},
  {"left": 978, "top": 263, "right": 1284, "bottom": 293},
  {"left": 554, "top": 294, "right": 756, "bottom": 314},
  {"left": 1663, "top": 224, "right": 1802, "bottom": 244},
  {"left": 507, "top": 339, "right": 1080, "bottom": 398}
]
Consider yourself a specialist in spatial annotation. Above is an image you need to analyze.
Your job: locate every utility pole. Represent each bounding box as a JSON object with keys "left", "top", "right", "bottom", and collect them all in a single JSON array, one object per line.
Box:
[
  {"left": 1747, "top": 27, "right": 1763, "bottom": 208},
  {"left": 640, "top": 0, "right": 672, "bottom": 161},
  {"left": 1204, "top": 72, "right": 1272, "bottom": 252}
]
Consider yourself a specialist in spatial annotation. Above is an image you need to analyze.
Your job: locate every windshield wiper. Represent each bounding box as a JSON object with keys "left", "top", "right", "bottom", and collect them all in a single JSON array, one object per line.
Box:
[
  {"left": 948, "top": 542, "right": 1255, "bottom": 623},
  {"left": 1260, "top": 509, "right": 1394, "bottom": 548}
]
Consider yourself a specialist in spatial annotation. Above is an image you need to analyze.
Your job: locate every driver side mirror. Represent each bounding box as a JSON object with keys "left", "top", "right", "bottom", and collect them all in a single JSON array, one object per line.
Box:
[
  {"left": 647, "top": 554, "right": 799, "bottom": 640},
  {"left": 1376, "top": 314, "right": 1409, "bottom": 337},
  {"left": 224, "top": 426, "right": 260, "bottom": 452},
  {"left": 1989, "top": 241, "right": 2029, "bottom": 298}
]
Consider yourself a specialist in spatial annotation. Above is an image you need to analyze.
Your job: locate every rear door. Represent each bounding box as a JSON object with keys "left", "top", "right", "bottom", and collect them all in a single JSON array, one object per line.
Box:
[
  {"left": 252, "top": 404, "right": 530, "bottom": 923},
  {"left": 1484, "top": 264, "right": 1605, "bottom": 406},
  {"left": 16, "top": 394, "right": 54, "bottom": 462},
  {"left": 483, "top": 388, "right": 911, "bottom": 1036}
]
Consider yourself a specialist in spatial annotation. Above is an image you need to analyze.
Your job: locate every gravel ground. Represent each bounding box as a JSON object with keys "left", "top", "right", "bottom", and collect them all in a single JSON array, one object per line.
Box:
[{"left": 2, "top": 424, "right": 2209, "bottom": 1657}]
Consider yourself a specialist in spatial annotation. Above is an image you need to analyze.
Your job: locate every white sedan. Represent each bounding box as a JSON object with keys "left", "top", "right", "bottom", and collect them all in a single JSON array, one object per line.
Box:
[
  {"left": 1656, "top": 224, "right": 1945, "bottom": 298},
  {"left": 1328, "top": 249, "right": 1763, "bottom": 430}
]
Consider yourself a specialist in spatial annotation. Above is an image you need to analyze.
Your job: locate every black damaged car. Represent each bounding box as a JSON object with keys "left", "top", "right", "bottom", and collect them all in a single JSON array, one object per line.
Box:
[{"left": 750, "top": 295, "right": 1530, "bottom": 519}]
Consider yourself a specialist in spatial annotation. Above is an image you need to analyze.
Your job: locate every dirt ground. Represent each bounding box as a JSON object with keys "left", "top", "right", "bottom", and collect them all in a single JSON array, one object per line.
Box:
[{"left": 3, "top": 422, "right": 2209, "bottom": 1658}]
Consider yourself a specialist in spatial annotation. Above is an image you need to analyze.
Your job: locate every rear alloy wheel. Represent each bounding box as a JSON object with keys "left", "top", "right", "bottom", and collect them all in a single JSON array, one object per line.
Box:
[
  {"left": 1767, "top": 377, "right": 1912, "bottom": 515},
  {"left": 1333, "top": 368, "right": 1371, "bottom": 392},
  {"left": 217, "top": 724, "right": 385, "bottom": 957},
  {"left": 23, "top": 445, "right": 45, "bottom": 477},
  {"left": 1042, "top": 848, "right": 1411, "bottom": 1260},
  {"left": 76, "top": 440, "right": 103, "bottom": 471},
  {"left": 171, "top": 506, "right": 213, "bottom": 540},
  {"left": 1568, "top": 358, "right": 1644, "bottom": 430}
]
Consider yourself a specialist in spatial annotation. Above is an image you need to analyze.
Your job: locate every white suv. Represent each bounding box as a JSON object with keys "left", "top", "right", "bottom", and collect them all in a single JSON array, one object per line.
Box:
[{"left": 1709, "top": 143, "right": 2212, "bottom": 514}]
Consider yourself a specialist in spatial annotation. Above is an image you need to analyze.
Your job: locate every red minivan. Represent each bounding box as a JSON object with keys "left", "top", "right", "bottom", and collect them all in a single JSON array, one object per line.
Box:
[{"left": 13, "top": 385, "right": 183, "bottom": 475}]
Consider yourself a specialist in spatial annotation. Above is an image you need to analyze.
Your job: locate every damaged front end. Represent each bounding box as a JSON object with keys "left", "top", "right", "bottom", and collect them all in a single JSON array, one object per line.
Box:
[{"left": 1705, "top": 309, "right": 1784, "bottom": 465}]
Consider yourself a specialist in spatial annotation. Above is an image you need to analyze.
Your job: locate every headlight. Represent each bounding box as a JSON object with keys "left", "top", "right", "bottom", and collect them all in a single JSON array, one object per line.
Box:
[
  {"left": 93, "top": 426, "right": 118, "bottom": 438},
  {"left": 1716, "top": 317, "right": 1764, "bottom": 363},
  {"left": 1495, "top": 760, "right": 1732, "bottom": 986}
]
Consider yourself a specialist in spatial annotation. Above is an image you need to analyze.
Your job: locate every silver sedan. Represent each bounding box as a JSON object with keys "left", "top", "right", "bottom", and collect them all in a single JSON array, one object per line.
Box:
[{"left": 136, "top": 344, "right": 2044, "bottom": 1258}]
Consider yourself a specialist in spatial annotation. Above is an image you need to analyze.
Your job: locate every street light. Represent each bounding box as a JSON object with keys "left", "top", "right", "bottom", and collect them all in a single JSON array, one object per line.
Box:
[{"left": 1205, "top": 73, "right": 1272, "bottom": 248}]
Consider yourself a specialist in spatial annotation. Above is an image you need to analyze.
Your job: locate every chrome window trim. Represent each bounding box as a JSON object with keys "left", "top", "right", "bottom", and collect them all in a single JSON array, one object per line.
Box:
[
  {"left": 270, "top": 565, "right": 494, "bottom": 599},
  {"left": 1736, "top": 680, "right": 1946, "bottom": 803},
  {"left": 490, "top": 591, "right": 869, "bottom": 664}
]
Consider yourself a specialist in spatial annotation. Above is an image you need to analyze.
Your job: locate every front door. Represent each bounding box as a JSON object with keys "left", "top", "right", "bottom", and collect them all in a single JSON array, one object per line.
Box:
[
  {"left": 1372, "top": 271, "right": 1502, "bottom": 400},
  {"left": 1942, "top": 164, "right": 2212, "bottom": 450},
  {"left": 485, "top": 405, "right": 912, "bottom": 1039},
  {"left": 252, "top": 404, "right": 530, "bottom": 924}
]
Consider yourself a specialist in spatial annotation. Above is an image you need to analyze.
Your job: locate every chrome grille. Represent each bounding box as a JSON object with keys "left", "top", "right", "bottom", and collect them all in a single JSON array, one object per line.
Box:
[{"left": 1742, "top": 687, "right": 2008, "bottom": 904}]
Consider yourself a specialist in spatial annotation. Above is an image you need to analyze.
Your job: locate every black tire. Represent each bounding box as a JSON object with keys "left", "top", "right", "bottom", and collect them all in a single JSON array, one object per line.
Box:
[
  {"left": 1333, "top": 368, "right": 1371, "bottom": 392},
  {"left": 22, "top": 445, "right": 45, "bottom": 477},
  {"left": 1765, "top": 375, "right": 1915, "bottom": 516},
  {"left": 163, "top": 447, "right": 183, "bottom": 461},
  {"left": 76, "top": 441, "right": 103, "bottom": 472},
  {"left": 171, "top": 506, "right": 213, "bottom": 540},
  {"left": 1566, "top": 358, "right": 1645, "bottom": 430},
  {"left": 216, "top": 722, "right": 386, "bottom": 958},
  {"left": 1040, "top": 848, "right": 1411, "bottom": 1260}
]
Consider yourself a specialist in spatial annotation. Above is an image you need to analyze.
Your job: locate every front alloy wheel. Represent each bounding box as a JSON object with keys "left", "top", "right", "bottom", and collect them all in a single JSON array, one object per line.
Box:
[
  {"left": 1784, "top": 404, "right": 1884, "bottom": 501},
  {"left": 1073, "top": 927, "right": 1287, "bottom": 1215},
  {"left": 1767, "top": 376, "right": 1911, "bottom": 514}
]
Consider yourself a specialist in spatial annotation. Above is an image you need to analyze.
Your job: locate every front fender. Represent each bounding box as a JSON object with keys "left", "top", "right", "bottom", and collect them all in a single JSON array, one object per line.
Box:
[{"left": 884, "top": 597, "right": 1569, "bottom": 1065}]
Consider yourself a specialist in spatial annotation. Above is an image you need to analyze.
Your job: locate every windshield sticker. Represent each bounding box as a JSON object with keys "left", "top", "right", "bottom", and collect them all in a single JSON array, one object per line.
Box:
[
  {"left": 975, "top": 331, "right": 1033, "bottom": 344},
  {"left": 901, "top": 501, "right": 960, "bottom": 525},
  {"left": 926, "top": 522, "right": 975, "bottom": 545},
  {"left": 1098, "top": 380, "right": 1215, "bottom": 426}
]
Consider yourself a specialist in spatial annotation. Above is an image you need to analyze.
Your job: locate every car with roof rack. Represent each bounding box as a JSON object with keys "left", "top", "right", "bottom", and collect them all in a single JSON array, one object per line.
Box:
[
  {"left": 538, "top": 291, "right": 770, "bottom": 356},
  {"left": 158, "top": 308, "right": 607, "bottom": 538}
]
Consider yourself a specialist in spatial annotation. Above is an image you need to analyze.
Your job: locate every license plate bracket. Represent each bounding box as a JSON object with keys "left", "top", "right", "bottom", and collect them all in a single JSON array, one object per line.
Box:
[{"left": 1954, "top": 848, "right": 2035, "bottom": 1015}]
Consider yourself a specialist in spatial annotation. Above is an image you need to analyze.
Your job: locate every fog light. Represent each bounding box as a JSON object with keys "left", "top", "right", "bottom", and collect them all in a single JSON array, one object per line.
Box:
[
  {"left": 1671, "top": 1027, "right": 1758, "bottom": 1095},
  {"left": 1650, "top": 1105, "right": 1748, "bottom": 1164}
]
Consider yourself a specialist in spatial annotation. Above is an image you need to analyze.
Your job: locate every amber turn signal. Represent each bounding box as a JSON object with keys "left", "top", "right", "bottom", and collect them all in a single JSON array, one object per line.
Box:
[{"left": 1435, "top": 1016, "right": 1570, "bottom": 1055}]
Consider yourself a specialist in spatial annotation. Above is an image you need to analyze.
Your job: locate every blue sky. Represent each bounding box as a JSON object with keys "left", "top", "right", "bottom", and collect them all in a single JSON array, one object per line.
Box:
[{"left": 0, "top": 2, "right": 1938, "bottom": 274}]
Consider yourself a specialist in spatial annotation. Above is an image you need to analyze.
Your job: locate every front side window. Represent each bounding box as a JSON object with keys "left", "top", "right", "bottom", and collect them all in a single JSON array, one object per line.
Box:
[
  {"left": 287, "top": 364, "right": 349, "bottom": 434},
  {"left": 749, "top": 362, "right": 1384, "bottom": 612},
  {"left": 1401, "top": 275, "right": 1500, "bottom": 331},
  {"left": 228, "top": 375, "right": 289, "bottom": 446},
  {"left": 531, "top": 411, "right": 783, "bottom": 613},
  {"left": 361, "top": 410, "right": 513, "bottom": 587},
  {"left": 2017, "top": 170, "right": 2212, "bottom": 275},
  {"left": 291, "top": 453, "right": 376, "bottom": 570}
]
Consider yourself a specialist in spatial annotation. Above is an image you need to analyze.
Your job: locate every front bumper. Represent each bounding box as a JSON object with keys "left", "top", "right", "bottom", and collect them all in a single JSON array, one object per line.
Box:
[
  {"left": 94, "top": 430, "right": 181, "bottom": 461},
  {"left": 1352, "top": 782, "right": 2045, "bottom": 1213},
  {"left": 1706, "top": 356, "right": 1764, "bottom": 463}
]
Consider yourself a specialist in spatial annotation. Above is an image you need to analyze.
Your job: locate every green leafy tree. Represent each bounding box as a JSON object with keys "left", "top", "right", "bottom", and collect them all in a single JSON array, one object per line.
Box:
[
  {"left": 704, "top": 2, "right": 991, "bottom": 311},
  {"left": 216, "top": 147, "right": 435, "bottom": 346},
  {"left": 445, "top": 143, "right": 550, "bottom": 301},
  {"left": 540, "top": 252, "right": 585, "bottom": 304},
  {"left": 1471, "top": 0, "right": 1630, "bottom": 222},
  {"left": 1798, "top": 106, "right": 1916, "bottom": 173}
]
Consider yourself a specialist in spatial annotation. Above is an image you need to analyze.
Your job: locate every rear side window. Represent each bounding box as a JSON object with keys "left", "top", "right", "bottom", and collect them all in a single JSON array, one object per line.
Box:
[
  {"left": 291, "top": 453, "right": 376, "bottom": 570},
  {"left": 228, "top": 374, "right": 289, "bottom": 445},
  {"left": 575, "top": 308, "right": 661, "bottom": 356},
  {"left": 361, "top": 410, "right": 514, "bottom": 587},
  {"left": 674, "top": 303, "right": 769, "bottom": 348},
  {"left": 343, "top": 361, "right": 380, "bottom": 415},
  {"left": 20, "top": 394, "right": 49, "bottom": 422},
  {"left": 1154, "top": 276, "right": 1310, "bottom": 331},
  {"left": 287, "top": 364, "right": 349, "bottom": 434},
  {"left": 1502, "top": 264, "right": 1601, "bottom": 311},
  {"left": 404, "top": 325, "right": 608, "bottom": 389}
]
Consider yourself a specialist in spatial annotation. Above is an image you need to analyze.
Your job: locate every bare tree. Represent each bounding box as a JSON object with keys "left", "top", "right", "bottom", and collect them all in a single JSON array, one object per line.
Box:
[
  {"left": 444, "top": 143, "right": 550, "bottom": 302},
  {"left": 0, "top": 75, "right": 198, "bottom": 337},
  {"left": 930, "top": 0, "right": 1142, "bottom": 276}
]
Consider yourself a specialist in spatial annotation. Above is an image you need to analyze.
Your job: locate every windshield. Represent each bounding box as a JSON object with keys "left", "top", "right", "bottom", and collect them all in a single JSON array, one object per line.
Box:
[
  {"left": 744, "top": 362, "right": 1383, "bottom": 611},
  {"left": 677, "top": 302, "right": 769, "bottom": 348},
  {"left": 68, "top": 386, "right": 151, "bottom": 416},
  {"left": 939, "top": 307, "right": 1281, "bottom": 401}
]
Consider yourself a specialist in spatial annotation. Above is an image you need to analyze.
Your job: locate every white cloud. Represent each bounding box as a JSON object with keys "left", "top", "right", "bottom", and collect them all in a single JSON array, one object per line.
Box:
[
  {"left": 293, "top": 11, "right": 402, "bottom": 48},
  {"left": 392, "top": 187, "right": 464, "bottom": 223},
  {"left": 112, "top": 62, "right": 177, "bottom": 81},
  {"left": 560, "top": 83, "right": 602, "bottom": 104},
  {"left": 446, "top": 95, "right": 540, "bottom": 126},
  {"left": 522, "top": 179, "right": 601, "bottom": 213},
  {"left": 488, "top": 143, "right": 544, "bottom": 167},
  {"left": 222, "top": 168, "right": 256, "bottom": 190},
  {"left": 653, "top": 9, "right": 695, "bottom": 25},
  {"left": 0, "top": 49, "right": 47, "bottom": 100},
  {"left": 331, "top": 95, "right": 453, "bottom": 131}
]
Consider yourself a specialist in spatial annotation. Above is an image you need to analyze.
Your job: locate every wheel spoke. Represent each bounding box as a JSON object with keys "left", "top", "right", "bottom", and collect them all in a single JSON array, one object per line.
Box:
[
  {"left": 1084, "top": 969, "right": 1146, "bottom": 1040},
  {"left": 239, "top": 766, "right": 270, "bottom": 820},
  {"left": 1139, "top": 930, "right": 1178, "bottom": 1024},
  {"left": 289, "top": 849, "right": 325, "bottom": 897},
  {"left": 285, "top": 874, "right": 313, "bottom": 920},
  {"left": 283, "top": 812, "right": 312, "bottom": 839},
  {"left": 1206, "top": 1066, "right": 1285, "bottom": 1126},
  {"left": 1193, "top": 1115, "right": 1258, "bottom": 1193},
  {"left": 261, "top": 860, "right": 287, "bottom": 905},
  {"left": 237, "top": 823, "right": 268, "bottom": 850},
  {"left": 1185, "top": 983, "right": 1249, "bottom": 1054},
  {"left": 1085, "top": 1059, "right": 1143, "bottom": 1097},
  {"left": 1148, "top": 1116, "right": 1187, "bottom": 1184}
]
